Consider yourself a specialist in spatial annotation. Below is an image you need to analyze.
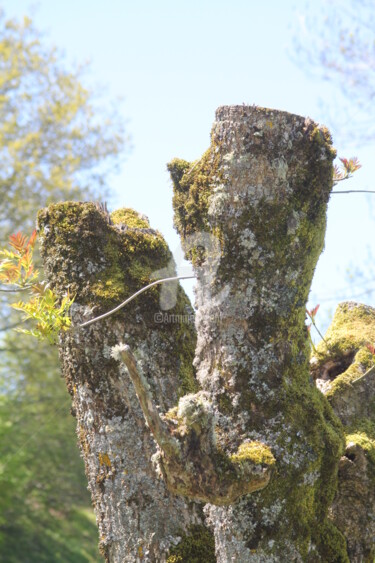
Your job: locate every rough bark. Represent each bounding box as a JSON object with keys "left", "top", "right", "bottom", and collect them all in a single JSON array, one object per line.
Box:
[
  {"left": 37, "top": 205, "right": 210, "bottom": 562},
  {"left": 167, "top": 105, "right": 344, "bottom": 562},
  {"left": 38, "top": 106, "right": 375, "bottom": 562}
]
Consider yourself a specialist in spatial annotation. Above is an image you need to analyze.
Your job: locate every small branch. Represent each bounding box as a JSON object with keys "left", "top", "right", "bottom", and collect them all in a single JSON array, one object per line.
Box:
[
  {"left": 306, "top": 309, "right": 331, "bottom": 352},
  {"left": 111, "top": 345, "right": 272, "bottom": 505},
  {"left": 79, "top": 275, "right": 195, "bottom": 329},
  {"left": 111, "top": 344, "right": 180, "bottom": 459}
]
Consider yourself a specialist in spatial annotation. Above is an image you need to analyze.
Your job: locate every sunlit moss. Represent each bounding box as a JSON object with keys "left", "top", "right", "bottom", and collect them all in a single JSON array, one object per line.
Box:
[{"left": 230, "top": 441, "right": 276, "bottom": 467}]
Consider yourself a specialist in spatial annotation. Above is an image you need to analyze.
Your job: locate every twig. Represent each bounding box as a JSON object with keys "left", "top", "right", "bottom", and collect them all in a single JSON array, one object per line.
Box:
[
  {"left": 306, "top": 309, "right": 331, "bottom": 352},
  {"left": 112, "top": 344, "right": 180, "bottom": 458}
]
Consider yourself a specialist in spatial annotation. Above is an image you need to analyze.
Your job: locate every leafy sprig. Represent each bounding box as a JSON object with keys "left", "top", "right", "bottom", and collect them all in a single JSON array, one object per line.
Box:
[
  {"left": 0, "top": 230, "right": 38, "bottom": 287},
  {"left": 306, "top": 304, "right": 331, "bottom": 353},
  {"left": 0, "top": 231, "right": 74, "bottom": 344},
  {"left": 333, "top": 157, "right": 361, "bottom": 184}
]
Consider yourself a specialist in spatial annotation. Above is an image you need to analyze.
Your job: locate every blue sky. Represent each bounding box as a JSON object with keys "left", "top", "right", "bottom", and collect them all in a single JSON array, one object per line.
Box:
[{"left": 3, "top": 0, "right": 375, "bottom": 332}]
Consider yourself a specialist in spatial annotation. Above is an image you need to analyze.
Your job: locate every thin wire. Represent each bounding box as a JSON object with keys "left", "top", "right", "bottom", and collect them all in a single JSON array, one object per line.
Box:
[
  {"left": 78, "top": 275, "right": 196, "bottom": 329},
  {"left": 0, "top": 285, "right": 32, "bottom": 293},
  {"left": 331, "top": 190, "right": 375, "bottom": 194}
]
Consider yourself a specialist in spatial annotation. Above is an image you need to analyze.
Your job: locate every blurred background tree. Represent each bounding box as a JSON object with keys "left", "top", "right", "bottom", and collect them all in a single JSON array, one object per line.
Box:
[
  {"left": 294, "top": 0, "right": 375, "bottom": 146},
  {"left": 293, "top": 0, "right": 375, "bottom": 320},
  {"left": 0, "top": 11, "right": 126, "bottom": 562}
]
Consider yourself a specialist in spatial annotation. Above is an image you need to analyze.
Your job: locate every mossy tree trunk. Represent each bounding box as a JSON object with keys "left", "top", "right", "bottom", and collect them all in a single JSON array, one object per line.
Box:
[
  {"left": 39, "top": 106, "right": 375, "bottom": 562},
  {"left": 37, "top": 204, "right": 206, "bottom": 562}
]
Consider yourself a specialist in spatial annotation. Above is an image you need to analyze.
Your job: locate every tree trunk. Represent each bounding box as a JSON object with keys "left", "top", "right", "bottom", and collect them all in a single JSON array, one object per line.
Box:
[
  {"left": 37, "top": 205, "right": 208, "bottom": 562},
  {"left": 38, "top": 106, "right": 375, "bottom": 562}
]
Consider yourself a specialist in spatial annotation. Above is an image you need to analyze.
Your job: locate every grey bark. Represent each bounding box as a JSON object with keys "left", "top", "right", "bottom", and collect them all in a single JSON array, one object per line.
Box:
[{"left": 37, "top": 205, "right": 204, "bottom": 562}]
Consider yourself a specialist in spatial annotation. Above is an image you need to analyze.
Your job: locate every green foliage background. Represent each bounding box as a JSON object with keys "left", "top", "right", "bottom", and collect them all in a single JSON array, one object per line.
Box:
[{"left": 0, "top": 11, "right": 125, "bottom": 562}]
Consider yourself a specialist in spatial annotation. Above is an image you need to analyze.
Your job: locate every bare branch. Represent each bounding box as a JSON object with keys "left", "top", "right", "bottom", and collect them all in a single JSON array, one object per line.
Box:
[{"left": 112, "top": 344, "right": 181, "bottom": 459}]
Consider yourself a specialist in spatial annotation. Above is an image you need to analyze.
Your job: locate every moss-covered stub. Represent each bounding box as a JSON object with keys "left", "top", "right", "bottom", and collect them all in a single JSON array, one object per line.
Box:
[
  {"left": 154, "top": 393, "right": 274, "bottom": 505},
  {"left": 38, "top": 201, "right": 200, "bottom": 401},
  {"left": 311, "top": 302, "right": 375, "bottom": 396},
  {"left": 37, "top": 202, "right": 171, "bottom": 314}
]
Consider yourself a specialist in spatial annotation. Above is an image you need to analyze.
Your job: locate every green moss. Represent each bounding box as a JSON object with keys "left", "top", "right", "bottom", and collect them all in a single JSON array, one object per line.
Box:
[
  {"left": 251, "top": 375, "right": 345, "bottom": 559},
  {"left": 168, "top": 147, "right": 223, "bottom": 264},
  {"left": 328, "top": 352, "right": 374, "bottom": 398},
  {"left": 346, "top": 431, "right": 375, "bottom": 463},
  {"left": 217, "top": 392, "right": 232, "bottom": 415},
  {"left": 309, "top": 124, "right": 333, "bottom": 149},
  {"left": 98, "top": 453, "right": 111, "bottom": 468},
  {"left": 111, "top": 207, "right": 150, "bottom": 229},
  {"left": 230, "top": 441, "right": 276, "bottom": 467},
  {"left": 314, "top": 302, "right": 375, "bottom": 359},
  {"left": 90, "top": 238, "right": 126, "bottom": 301},
  {"left": 307, "top": 303, "right": 375, "bottom": 559},
  {"left": 345, "top": 419, "right": 375, "bottom": 477},
  {"left": 166, "top": 525, "right": 215, "bottom": 563},
  {"left": 316, "top": 520, "right": 349, "bottom": 563},
  {"left": 155, "top": 285, "right": 198, "bottom": 398},
  {"left": 172, "top": 288, "right": 199, "bottom": 397},
  {"left": 311, "top": 303, "right": 375, "bottom": 398},
  {"left": 37, "top": 202, "right": 172, "bottom": 312}
]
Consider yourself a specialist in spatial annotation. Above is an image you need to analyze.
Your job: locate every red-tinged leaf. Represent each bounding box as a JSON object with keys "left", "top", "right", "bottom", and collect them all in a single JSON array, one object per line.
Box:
[
  {"left": 348, "top": 157, "right": 361, "bottom": 172},
  {"left": 366, "top": 343, "right": 375, "bottom": 355},
  {"left": 339, "top": 157, "right": 349, "bottom": 169},
  {"left": 333, "top": 165, "right": 345, "bottom": 181},
  {"left": 21, "top": 249, "right": 32, "bottom": 269},
  {"left": 306, "top": 305, "right": 319, "bottom": 319},
  {"left": 340, "top": 158, "right": 349, "bottom": 168},
  {"left": 9, "top": 232, "right": 28, "bottom": 253},
  {"left": 338, "top": 156, "right": 361, "bottom": 175},
  {"left": 312, "top": 304, "right": 320, "bottom": 317},
  {"left": 26, "top": 229, "right": 37, "bottom": 250}
]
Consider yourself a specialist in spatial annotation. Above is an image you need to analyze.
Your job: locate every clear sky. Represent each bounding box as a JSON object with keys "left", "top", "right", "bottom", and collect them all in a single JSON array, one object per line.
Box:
[{"left": 3, "top": 0, "right": 375, "bottom": 333}]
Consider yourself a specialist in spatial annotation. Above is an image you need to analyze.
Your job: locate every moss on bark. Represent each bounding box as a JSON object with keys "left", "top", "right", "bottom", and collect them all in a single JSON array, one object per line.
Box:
[
  {"left": 311, "top": 302, "right": 375, "bottom": 560},
  {"left": 38, "top": 201, "right": 207, "bottom": 561},
  {"left": 168, "top": 105, "right": 346, "bottom": 561}
]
